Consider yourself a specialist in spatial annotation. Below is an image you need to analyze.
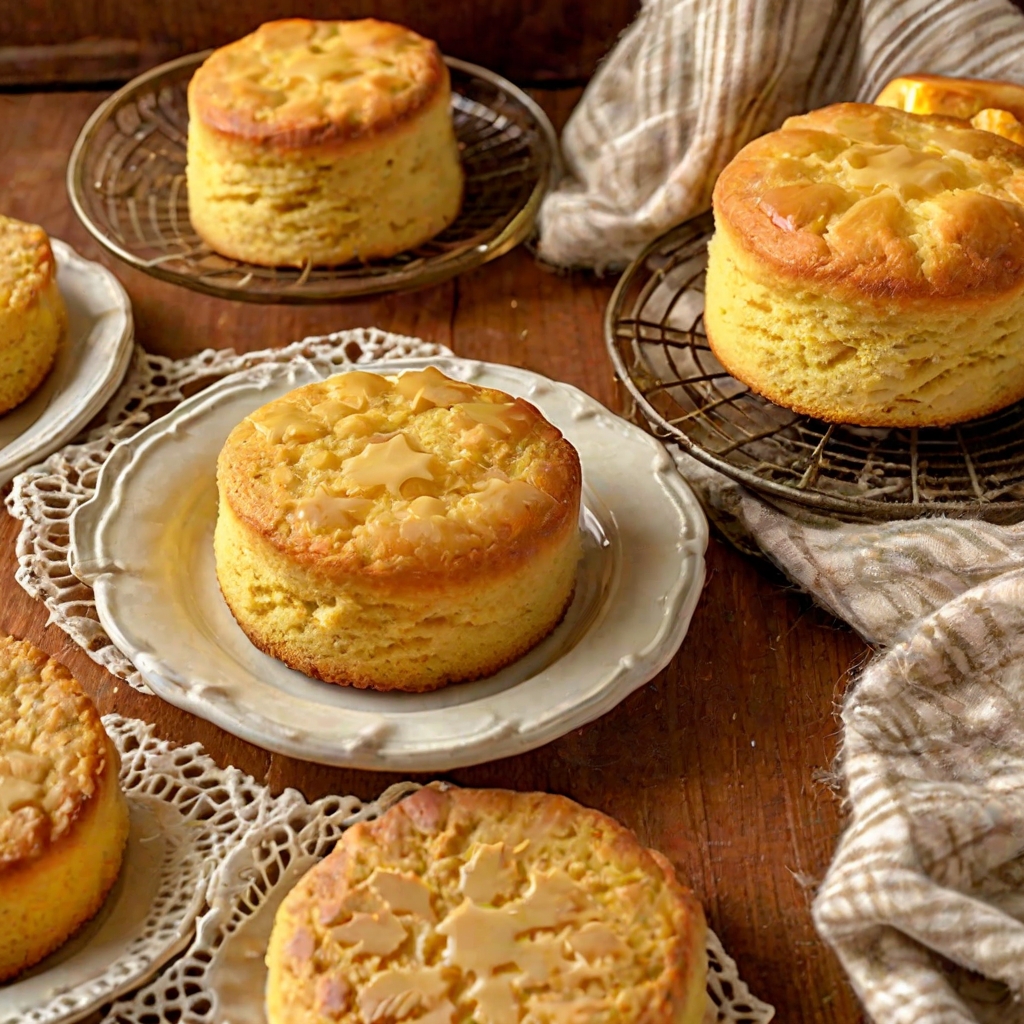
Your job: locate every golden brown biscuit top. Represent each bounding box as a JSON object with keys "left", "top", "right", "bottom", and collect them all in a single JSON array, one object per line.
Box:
[
  {"left": 971, "top": 108, "right": 1024, "bottom": 147},
  {"left": 875, "top": 72, "right": 1024, "bottom": 123},
  {"left": 218, "top": 368, "right": 581, "bottom": 578},
  {"left": 0, "top": 214, "right": 57, "bottom": 314},
  {"left": 271, "top": 786, "right": 705, "bottom": 1024},
  {"left": 0, "top": 637, "right": 111, "bottom": 872},
  {"left": 188, "top": 18, "right": 447, "bottom": 145},
  {"left": 713, "top": 102, "right": 1024, "bottom": 298}
]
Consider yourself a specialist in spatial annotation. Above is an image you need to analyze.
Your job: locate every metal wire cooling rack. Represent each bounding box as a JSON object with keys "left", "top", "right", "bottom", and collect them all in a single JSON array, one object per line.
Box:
[
  {"left": 606, "top": 213, "right": 1024, "bottom": 523},
  {"left": 67, "top": 54, "right": 556, "bottom": 303}
]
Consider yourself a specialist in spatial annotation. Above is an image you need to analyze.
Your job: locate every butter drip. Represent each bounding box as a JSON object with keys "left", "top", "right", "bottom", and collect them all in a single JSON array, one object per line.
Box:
[
  {"left": 0, "top": 776, "right": 43, "bottom": 816},
  {"left": 842, "top": 144, "right": 960, "bottom": 199},
  {"left": 293, "top": 491, "right": 373, "bottom": 532},
  {"left": 0, "top": 750, "right": 49, "bottom": 817},
  {"left": 331, "top": 911, "right": 406, "bottom": 956},
  {"left": 393, "top": 366, "right": 477, "bottom": 412}
]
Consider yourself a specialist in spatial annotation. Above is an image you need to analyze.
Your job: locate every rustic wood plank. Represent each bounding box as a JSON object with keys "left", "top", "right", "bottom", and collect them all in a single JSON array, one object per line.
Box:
[
  {"left": 0, "top": 89, "right": 867, "bottom": 1023},
  {"left": 0, "top": 0, "right": 640, "bottom": 86},
  {"left": 0, "top": 40, "right": 175, "bottom": 87}
]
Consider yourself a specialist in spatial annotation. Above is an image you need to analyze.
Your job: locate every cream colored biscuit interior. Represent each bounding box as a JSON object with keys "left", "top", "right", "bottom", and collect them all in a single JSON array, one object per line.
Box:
[{"left": 266, "top": 788, "right": 707, "bottom": 1024}]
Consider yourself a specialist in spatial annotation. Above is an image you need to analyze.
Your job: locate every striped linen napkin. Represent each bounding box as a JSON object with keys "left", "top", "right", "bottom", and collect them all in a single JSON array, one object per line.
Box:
[
  {"left": 680, "top": 446, "right": 1024, "bottom": 1024},
  {"left": 537, "top": 0, "right": 1024, "bottom": 1019},
  {"left": 538, "top": 0, "right": 1024, "bottom": 271}
]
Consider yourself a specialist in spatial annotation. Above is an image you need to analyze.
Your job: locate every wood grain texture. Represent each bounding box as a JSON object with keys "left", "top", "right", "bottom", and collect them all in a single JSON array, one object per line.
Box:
[
  {"left": 0, "top": 90, "right": 869, "bottom": 1023},
  {"left": 0, "top": 0, "right": 639, "bottom": 85}
]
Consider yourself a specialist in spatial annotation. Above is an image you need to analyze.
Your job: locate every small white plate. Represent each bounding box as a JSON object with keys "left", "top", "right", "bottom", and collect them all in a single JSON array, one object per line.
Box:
[
  {"left": 70, "top": 357, "right": 708, "bottom": 771},
  {"left": 0, "top": 239, "right": 133, "bottom": 486}
]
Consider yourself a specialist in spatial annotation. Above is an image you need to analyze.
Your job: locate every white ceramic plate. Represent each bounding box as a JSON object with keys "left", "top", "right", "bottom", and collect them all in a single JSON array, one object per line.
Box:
[
  {"left": 70, "top": 357, "right": 708, "bottom": 770},
  {"left": 0, "top": 239, "right": 133, "bottom": 486}
]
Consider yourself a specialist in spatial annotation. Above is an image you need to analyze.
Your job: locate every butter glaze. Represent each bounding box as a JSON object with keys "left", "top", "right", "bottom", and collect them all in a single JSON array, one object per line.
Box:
[{"left": 266, "top": 787, "right": 709, "bottom": 1024}]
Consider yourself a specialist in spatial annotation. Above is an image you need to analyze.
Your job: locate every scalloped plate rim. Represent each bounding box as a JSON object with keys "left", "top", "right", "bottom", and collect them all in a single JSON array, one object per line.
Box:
[
  {"left": 70, "top": 357, "right": 708, "bottom": 770},
  {"left": 0, "top": 238, "right": 133, "bottom": 485}
]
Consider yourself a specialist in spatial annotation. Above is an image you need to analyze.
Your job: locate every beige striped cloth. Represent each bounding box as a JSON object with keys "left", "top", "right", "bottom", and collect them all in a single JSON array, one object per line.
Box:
[
  {"left": 680, "top": 446, "right": 1024, "bottom": 1023},
  {"left": 538, "top": 0, "right": 1024, "bottom": 269},
  {"left": 537, "top": 0, "right": 1024, "bottom": 1019}
]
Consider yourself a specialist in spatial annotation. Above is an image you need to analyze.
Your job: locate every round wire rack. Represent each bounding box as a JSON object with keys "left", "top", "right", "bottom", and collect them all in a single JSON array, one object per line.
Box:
[
  {"left": 607, "top": 213, "right": 1024, "bottom": 524},
  {"left": 67, "top": 53, "right": 556, "bottom": 303}
]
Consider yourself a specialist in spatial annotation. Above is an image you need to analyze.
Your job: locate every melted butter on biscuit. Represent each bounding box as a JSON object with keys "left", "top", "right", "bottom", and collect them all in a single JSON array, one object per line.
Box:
[
  {"left": 293, "top": 490, "right": 373, "bottom": 532},
  {"left": 369, "top": 869, "right": 436, "bottom": 922},
  {"left": 340, "top": 433, "right": 437, "bottom": 497},
  {"left": 331, "top": 910, "right": 406, "bottom": 956},
  {"left": 249, "top": 403, "right": 327, "bottom": 445},
  {"left": 230, "top": 368, "right": 577, "bottom": 570},
  {"left": 0, "top": 776, "right": 43, "bottom": 816},
  {"left": 394, "top": 366, "right": 477, "bottom": 412}
]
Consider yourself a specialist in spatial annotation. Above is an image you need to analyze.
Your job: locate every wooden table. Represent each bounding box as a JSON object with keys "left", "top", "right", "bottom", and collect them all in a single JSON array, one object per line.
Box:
[{"left": 0, "top": 88, "right": 869, "bottom": 1023}]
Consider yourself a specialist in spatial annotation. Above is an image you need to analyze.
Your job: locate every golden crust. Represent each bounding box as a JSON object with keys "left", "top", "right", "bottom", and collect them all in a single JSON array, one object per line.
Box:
[
  {"left": 188, "top": 19, "right": 447, "bottom": 150},
  {"left": 0, "top": 214, "right": 57, "bottom": 314},
  {"left": 266, "top": 786, "right": 708, "bottom": 1024},
  {"left": 0, "top": 636, "right": 110, "bottom": 872},
  {"left": 713, "top": 102, "right": 1024, "bottom": 301},
  {"left": 875, "top": 72, "right": 1024, "bottom": 124},
  {"left": 0, "top": 748, "right": 128, "bottom": 982},
  {"left": 217, "top": 369, "right": 582, "bottom": 590}
]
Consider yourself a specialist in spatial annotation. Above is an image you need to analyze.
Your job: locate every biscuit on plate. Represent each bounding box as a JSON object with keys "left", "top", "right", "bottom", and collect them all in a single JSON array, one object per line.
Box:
[
  {"left": 214, "top": 367, "right": 581, "bottom": 692},
  {"left": 186, "top": 18, "right": 464, "bottom": 267},
  {"left": 0, "top": 636, "right": 129, "bottom": 981},
  {"left": 705, "top": 102, "right": 1024, "bottom": 426},
  {"left": 266, "top": 785, "right": 708, "bottom": 1024}
]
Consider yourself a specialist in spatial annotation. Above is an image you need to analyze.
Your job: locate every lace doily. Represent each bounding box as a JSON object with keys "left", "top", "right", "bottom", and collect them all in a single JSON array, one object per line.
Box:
[
  {"left": 6, "top": 328, "right": 448, "bottom": 695},
  {"left": 101, "top": 764, "right": 773, "bottom": 1024},
  {"left": 6, "top": 328, "right": 774, "bottom": 1024}
]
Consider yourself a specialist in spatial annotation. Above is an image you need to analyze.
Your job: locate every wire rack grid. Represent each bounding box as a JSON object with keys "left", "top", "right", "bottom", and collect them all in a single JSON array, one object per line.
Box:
[
  {"left": 67, "top": 53, "right": 557, "bottom": 303},
  {"left": 606, "top": 213, "right": 1024, "bottom": 524}
]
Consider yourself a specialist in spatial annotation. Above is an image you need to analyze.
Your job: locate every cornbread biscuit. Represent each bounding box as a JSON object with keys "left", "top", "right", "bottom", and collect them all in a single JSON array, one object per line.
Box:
[
  {"left": 875, "top": 73, "right": 1024, "bottom": 147},
  {"left": 970, "top": 108, "right": 1024, "bottom": 148},
  {"left": 0, "top": 637, "right": 129, "bottom": 981},
  {"left": 875, "top": 72, "right": 1024, "bottom": 124},
  {"left": 215, "top": 367, "right": 581, "bottom": 691},
  {"left": 186, "top": 19, "right": 464, "bottom": 267},
  {"left": 266, "top": 786, "right": 708, "bottom": 1024},
  {"left": 705, "top": 103, "right": 1024, "bottom": 426},
  {"left": 0, "top": 215, "right": 65, "bottom": 415}
]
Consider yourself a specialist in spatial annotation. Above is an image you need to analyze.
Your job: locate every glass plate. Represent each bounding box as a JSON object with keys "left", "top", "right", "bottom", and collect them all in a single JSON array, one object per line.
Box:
[{"left": 67, "top": 53, "right": 557, "bottom": 303}]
